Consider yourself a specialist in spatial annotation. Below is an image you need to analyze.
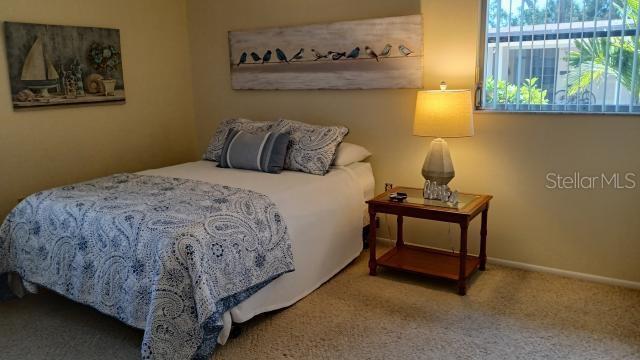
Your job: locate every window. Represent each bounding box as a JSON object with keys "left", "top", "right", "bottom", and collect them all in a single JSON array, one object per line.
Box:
[{"left": 478, "top": 0, "right": 640, "bottom": 113}]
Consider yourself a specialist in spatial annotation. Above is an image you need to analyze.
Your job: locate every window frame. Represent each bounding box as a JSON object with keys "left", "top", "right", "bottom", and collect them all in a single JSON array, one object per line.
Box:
[{"left": 474, "top": 0, "right": 640, "bottom": 116}]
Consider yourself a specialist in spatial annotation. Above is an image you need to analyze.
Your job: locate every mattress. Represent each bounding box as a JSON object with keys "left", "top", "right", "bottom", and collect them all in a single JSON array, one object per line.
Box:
[
  {"left": 139, "top": 160, "right": 374, "bottom": 344},
  {"left": 337, "top": 162, "right": 376, "bottom": 225},
  {"left": 338, "top": 162, "right": 376, "bottom": 201}
]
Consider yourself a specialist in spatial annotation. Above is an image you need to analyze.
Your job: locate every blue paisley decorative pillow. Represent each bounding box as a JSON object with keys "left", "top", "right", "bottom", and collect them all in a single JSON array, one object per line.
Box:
[
  {"left": 203, "top": 118, "right": 289, "bottom": 162},
  {"left": 277, "top": 118, "right": 349, "bottom": 176}
]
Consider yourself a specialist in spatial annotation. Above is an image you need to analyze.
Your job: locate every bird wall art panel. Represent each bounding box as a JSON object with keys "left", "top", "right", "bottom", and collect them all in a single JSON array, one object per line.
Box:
[
  {"left": 4, "top": 22, "right": 125, "bottom": 109},
  {"left": 228, "top": 15, "right": 423, "bottom": 90}
]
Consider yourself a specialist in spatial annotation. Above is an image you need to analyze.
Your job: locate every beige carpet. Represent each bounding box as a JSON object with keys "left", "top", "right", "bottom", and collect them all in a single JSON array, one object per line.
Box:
[{"left": 1, "top": 247, "right": 639, "bottom": 359}]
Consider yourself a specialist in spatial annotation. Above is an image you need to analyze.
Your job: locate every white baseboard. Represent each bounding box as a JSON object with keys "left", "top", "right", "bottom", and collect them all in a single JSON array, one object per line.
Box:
[
  {"left": 375, "top": 237, "right": 640, "bottom": 290},
  {"left": 487, "top": 257, "right": 640, "bottom": 290}
]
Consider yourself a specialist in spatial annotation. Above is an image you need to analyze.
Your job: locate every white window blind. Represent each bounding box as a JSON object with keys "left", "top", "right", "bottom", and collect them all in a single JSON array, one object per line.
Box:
[{"left": 478, "top": 0, "right": 640, "bottom": 113}]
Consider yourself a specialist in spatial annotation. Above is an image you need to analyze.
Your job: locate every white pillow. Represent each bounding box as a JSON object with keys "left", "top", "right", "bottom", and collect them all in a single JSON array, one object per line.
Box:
[{"left": 333, "top": 142, "right": 371, "bottom": 166}]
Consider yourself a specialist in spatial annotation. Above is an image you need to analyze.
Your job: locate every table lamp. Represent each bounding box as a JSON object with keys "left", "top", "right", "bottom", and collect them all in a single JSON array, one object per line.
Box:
[{"left": 413, "top": 82, "right": 474, "bottom": 191}]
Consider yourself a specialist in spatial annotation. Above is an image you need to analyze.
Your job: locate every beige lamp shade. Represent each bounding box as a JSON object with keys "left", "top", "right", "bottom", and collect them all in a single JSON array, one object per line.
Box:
[{"left": 413, "top": 89, "right": 474, "bottom": 138}]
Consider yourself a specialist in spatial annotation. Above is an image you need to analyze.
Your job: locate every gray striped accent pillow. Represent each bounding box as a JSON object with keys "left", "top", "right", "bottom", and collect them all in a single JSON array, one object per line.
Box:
[
  {"left": 203, "top": 118, "right": 290, "bottom": 162},
  {"left": 218, "top": 129, "right": 290, "bottom": 173}
]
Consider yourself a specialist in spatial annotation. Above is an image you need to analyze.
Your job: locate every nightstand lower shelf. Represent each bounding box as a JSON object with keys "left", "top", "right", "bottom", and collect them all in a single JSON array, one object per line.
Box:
[{"left": 377, "top": 245, "right": 480, "bottom": 281}]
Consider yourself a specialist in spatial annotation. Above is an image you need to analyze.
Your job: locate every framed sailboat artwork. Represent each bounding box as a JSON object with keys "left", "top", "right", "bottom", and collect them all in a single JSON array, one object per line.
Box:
[{"left": 3, "top": 22, "right": 125, "bottom": 109}]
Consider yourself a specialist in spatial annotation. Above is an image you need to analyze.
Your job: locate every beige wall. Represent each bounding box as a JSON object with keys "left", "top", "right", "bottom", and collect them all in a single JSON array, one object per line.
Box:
[
  {"left": 187, "top": 0, "right": 640, "bottom": 282},
  {"left": 0, "top": 0, "right": 197, "bottom": 219},
  {"left": 6, "top": 0, "right": 634, "bottom": 284}
]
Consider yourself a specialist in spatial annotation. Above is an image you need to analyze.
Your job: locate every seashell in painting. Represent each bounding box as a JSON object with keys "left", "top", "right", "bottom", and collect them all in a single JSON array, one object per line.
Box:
[
  {"left": 84, "top": 73, "right": 105, "bottom": 94},
  {"left": 14, "top": 89, "right": 36, "bottom": 102}
]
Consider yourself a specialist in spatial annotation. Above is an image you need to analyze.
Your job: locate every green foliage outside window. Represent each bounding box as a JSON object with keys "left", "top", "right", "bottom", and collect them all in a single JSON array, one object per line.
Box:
[{"left": 485, "top": 76, "right": 550, "bottom": 105}]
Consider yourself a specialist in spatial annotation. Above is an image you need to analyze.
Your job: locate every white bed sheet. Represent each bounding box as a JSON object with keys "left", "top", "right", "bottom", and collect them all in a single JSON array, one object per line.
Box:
[
  {"left": 138, "top": 161, "right": 374, "bottom": 345},
  {"left": 338, "top": 162, "right": 375, "bottom": 202},
  {"left": 337, "top": 162, "right": 376, "bottom": 226}
]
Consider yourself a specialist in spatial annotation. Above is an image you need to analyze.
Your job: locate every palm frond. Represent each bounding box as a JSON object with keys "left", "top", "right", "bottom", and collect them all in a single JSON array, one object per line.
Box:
[
  {"left": 613, "top": 0, "right": 639, "bottom": 26},
  {"left": 567, "top": 35, "right": 640, "bottom": 98},
  {"left": 567, "top": 62, "right": 607, "bottom": 96}
]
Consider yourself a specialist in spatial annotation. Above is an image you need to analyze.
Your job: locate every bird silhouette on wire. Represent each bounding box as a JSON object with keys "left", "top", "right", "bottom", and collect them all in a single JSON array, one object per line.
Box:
[
  {"left": 250, "top": 52, "right": 261, "bottom": 62},
  {"left": 379, "top": 44, "right": 392, "bottom": 57},
  {"left": 311, "top": 48, "right": 328, "bottom": 60},
  {"left": 262, "top": 50, "right": 272, "bottom": 63},
  {"left": 346, "top": 47, "right": 360, "bottom": 59},
  {"left": 237, "top": 52, "right": 247, "bottom": 67},
  {"left": 275, "top": 48, "right": 289, "bottom": 63},
  {"left": 398, "top": 44, "right": 413, "bottom": 56},
  {"left": 328, "top": 51, "right": 347, "bottom": 60},
  {"left": 365, "top": 46, "right": 379, "bottom": 62},
  {"left": 290, "top": 48, "right": 304, "bottom": 61}
]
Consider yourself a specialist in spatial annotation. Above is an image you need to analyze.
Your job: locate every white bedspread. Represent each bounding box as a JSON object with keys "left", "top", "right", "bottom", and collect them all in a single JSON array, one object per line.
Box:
[{"left": 139, "top": 161, "right": 372, "bottom": 344}]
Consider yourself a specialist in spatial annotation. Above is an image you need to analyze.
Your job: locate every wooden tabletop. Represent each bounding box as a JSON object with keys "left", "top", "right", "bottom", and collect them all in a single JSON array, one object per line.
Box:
[{"left": 367, "top": 187, "right": 493, "bottom": 222}]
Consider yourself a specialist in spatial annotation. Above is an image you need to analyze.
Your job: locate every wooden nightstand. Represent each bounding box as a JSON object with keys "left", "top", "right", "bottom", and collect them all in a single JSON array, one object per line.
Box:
[{"left": 367, "top": 187, "right": 492, "bottom": 295}]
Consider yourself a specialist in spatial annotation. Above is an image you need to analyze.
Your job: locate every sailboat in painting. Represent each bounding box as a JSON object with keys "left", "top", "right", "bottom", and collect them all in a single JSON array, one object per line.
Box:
[{"left": 21, "top": 36, "right": 59, "bottom": 97}]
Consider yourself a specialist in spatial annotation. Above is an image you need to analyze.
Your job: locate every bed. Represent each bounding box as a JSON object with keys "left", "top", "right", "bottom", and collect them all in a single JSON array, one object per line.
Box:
[
  {"left": 139, "top": 160, "right": 374, "bottom": 345},
  {"left": 0, "top": 159, "right": 374, "bottom": 357}
]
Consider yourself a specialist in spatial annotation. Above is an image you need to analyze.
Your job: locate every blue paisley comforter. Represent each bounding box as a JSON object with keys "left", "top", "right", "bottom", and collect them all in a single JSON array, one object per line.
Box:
[{"left": 0, "top": 174, "right": 294, "bottom": 359}]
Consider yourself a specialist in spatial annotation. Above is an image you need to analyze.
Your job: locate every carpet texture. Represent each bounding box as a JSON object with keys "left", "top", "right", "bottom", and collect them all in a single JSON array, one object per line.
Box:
[{"left": 1, "top": 247, "right": 639, "bottom": 360}]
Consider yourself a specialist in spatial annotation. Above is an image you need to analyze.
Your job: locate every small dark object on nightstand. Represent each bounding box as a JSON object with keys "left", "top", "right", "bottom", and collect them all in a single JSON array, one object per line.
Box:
[{"left": 389, "top": 192, "right": 407, "bottom": 202}]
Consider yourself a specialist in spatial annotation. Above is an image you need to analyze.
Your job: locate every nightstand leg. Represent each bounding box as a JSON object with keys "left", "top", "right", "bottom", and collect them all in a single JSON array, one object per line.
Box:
[
  {"left": 396, "top": 215, "right": 404, "bottom": 248},
  {"left": 480, "top": 207, "right": 488, "bottom": 271},
  {"left": 368, "top": 210, "right": 377, "bottom": 276},
  {"left": 458, "top": 222, "right": 469, "bottom": 295}
]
